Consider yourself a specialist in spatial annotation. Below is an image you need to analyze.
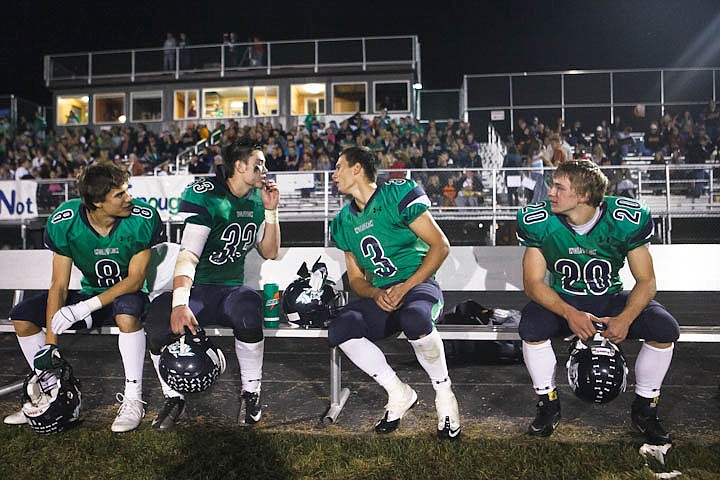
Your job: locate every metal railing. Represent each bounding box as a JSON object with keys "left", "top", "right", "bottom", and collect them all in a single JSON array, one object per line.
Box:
[
  {"left": 4, "top": 162, "right": 718, "bottom": 247},
  {"left": 45, "top": 35, "right": 420, "bottom": 87}
]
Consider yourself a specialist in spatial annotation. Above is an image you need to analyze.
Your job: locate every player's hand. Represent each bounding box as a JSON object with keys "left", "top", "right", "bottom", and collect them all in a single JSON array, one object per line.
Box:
[
  {"left": 383, "top": 283, "right": 408, "bottom": 310},
  {"left": 597, "top": 316, "right": 630, "bottom": 344},
  {"left": 33, "top": 344, "right": 62, "bottom": 371},
  {"left": 261, "top": 179, "right": 280, "bottom": 209},
  {"left": 565, "top": 309, "right": 600, "bottom": 341},
  {"left": 170, "top": 305, "right": 199, "bottom": 335},
  {"left": 372, "top": 288, "right": 397, "bottom": 312},
  {"left": 51, "top": 302, "right": 92, "bottom": 335}
]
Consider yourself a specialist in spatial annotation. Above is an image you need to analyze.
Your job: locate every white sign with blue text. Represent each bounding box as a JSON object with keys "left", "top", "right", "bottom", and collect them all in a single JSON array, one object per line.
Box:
[
  {"left": 0, "top": 180, "right": 39, "bottom": 220},
  {"left": 128, "top": 175, "right": 192, "bottom": 221}
]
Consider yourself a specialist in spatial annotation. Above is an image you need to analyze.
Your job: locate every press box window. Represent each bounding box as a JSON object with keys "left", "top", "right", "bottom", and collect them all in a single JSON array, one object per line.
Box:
[
  {"left": 94, "top": 94, "right": 126, "bottom": 124},
  {"left": 374, "top": 81, "right": 410, "bottom": 112},
  {"left": 291, "top": 83, "right": 326, "bottom": 116},
  {"left": 253, "top": 86, "right": 278, "bottom": 116},
  {"left": 56, "top": 95, "right": 89, "bottom": 126},
  {"left": 203, "top": 87, "right": 250, "bottom": 119},
  {"left": 332, "top": 83, "right": 367, "bottom": 114},
  {"left": 131, "top": 91, "right": 163, "bottom": 122},
  {"left": 174, "top": 90, "right": 199, "bottom": 120}
]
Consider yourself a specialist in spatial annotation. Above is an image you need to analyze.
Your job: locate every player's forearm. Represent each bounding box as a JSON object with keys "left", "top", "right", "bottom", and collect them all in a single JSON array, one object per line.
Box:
[
  {"left": 45, "top": 286, "right": 67, "bottom": 344},
  {"left": 403, "top": 242, "right": 449, "bottom": 290},
  {"left": 349, "top": 276, "right": 383, "bottom": 299},
  {"left": 258, "top": 222, "right": 280, "bottom": 259},
  {"left": 525, "top": 280, "right": 577, "bottom": 320},
  {"left": 617, "top": 277, "right": 656, "bottom": 325},
  {"left": 95, "top": 274, "right": 146, "bottom": 307}
]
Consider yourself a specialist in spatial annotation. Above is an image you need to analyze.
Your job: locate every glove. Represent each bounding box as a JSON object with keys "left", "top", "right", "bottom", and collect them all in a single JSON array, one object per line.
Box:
[
  {"left": 51, "top": 301, "right": 93, "bottom": 335},
  {"left": 33, "top": 344, "right": 62, "bottom": 371}
]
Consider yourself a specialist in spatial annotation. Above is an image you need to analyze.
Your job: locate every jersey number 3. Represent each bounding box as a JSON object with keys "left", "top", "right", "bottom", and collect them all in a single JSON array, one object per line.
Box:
[{"left": 360, "top": 235, "right": 398, "bottom": 278}]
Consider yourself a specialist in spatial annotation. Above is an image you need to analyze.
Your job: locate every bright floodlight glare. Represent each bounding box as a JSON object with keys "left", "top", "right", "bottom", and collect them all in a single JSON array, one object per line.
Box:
[
  {"left": 305, "top": 83, "right": 324, "bottom": 95},
  {"left": 413, "top": 82, "right": 423, "bottom": 90},
  {"left": 118, "top": 114, "right": 127, "bottom": 123},
  {"left": 81, "top": 96, "right": 89, "bottom": 103}
]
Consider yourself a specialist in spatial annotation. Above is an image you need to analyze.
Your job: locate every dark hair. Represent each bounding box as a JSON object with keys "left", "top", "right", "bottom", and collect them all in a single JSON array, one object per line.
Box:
[
  {"left": 77, "top": 161, "right": 130, "bottom": 210},
  {"left": 222, "top": 141, "right": 262, "bottom": 179},
  {"left": 341, "top": 146, "right": 379, "bottom": 182},
  {"left": 554, "top": 159, "right": 608, "bottom": 207}
]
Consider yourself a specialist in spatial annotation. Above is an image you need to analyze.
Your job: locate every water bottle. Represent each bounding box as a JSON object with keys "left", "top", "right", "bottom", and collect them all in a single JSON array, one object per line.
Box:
[{"left": 263, "top": 283, "right": 280, "bottom": 328}]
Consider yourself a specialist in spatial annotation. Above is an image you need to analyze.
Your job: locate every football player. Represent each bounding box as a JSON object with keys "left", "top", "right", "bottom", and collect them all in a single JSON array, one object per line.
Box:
[
  {"left": 4, "top": 161, "right": 163, "bottom": 432},
  {"left": 517, "top": 159, "right": 680, "bottom": 445},
  {"left": 144, "top": 141, "right": 280, "bottom": 430},
  {"left": 329, "top": 146, "right": 461, "bottom": 439}
]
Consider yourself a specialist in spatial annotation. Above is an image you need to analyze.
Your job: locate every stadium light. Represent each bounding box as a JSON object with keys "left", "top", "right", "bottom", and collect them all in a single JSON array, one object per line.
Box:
[{"left": 413, "top": 82, "right": 423, "bottom": 90}]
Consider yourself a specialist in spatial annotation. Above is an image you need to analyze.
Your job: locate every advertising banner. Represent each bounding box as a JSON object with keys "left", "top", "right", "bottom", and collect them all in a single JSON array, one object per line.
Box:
[
  {"left": 0, "top": 180, "right": 39, "bottom": 220},
  {"left": 128, "top": 175, "right": 192, "bottom": 221}
]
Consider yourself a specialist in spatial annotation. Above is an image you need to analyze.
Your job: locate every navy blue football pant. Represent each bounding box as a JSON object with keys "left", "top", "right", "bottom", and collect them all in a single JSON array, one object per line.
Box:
[
  {"left": 10, "top": 291, "right": 147, "bottom": 329},
  {"left": 519, "top": 291, "right": 680, "bottom": 343},
  {"left": 145, "top": 284, "right": 263, "bottom": 354},
  {"left": 328, "top": 278, "right": 443, "bottom": 347}
]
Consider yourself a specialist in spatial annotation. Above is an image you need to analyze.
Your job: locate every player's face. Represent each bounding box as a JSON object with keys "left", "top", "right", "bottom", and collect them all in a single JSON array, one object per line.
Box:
[
  {"left": 548, "top": 175, "right": 582, "bottom": 215},
  {"left": 98, "top": 183, "right": 132, "bottom": 218},
  {"left": 246, "top": 150, "right": 267, "bottom": 187},
  {"left": 332, "top": 155, "right": 353, "bottom": 194}
]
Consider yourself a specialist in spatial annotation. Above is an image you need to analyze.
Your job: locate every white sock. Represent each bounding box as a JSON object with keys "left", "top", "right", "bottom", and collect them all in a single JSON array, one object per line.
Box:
[
  {"left": 18, "top": 331, "right": 57, "bottom": 390},
  {"left": 17, "top": 331, "right": 46, "bottom": 369},
  {"left": 339, "top": 337, "right": 398, "bottom": 388},
  {"left": 409, "top": 329, "right": 452, "bottom": 391},
  {"left": 523, "top": 340, "right": 557, "bottom": 395},
  {"left": 150, "top": 353, "right": 184, "bottom": 400},
  {"left": 635, "top": 342, "right": 674, "bottom": 398},
  {"left": 118, "top": 329, "right": 145, "bottom": 400},
  {"left": 235, "top": 339, "right": 264, "bottom": 393}
]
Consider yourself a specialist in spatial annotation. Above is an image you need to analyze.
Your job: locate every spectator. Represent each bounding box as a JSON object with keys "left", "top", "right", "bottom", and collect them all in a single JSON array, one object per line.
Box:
[
  {"left": 502, "top": 143, "right": 524, "bottom": 206},
  {"left": 163, "top": 33, "right": 176, "bottom": 72},
  {"left": 242, "top": 37, "right": 266, "bottom": 67},
  {"left": 686, "top": 129, "right": 713, "bottom": 200},
  {"left": 549, "top": 134, "right": 568, "bottom": 166},
  {"left": 425, "top": 174, "right": 443, "bottom": 206},
  {"left": 702, "top": 100, "right": 720, "bottom": 142},
  {"left": 15, "top": 157, "right": 32, "bottom": 179},
  {"left": 455, "top": 170, "right": 483, "bottom": 207},
  {"left": 178, "top": 33, "right": 191, "bottom": 70},
  {"left": 643, "top": 122, "right": 663, "bottom": 156},
  {"left": 442, "top": 177, "right": 457, "bottom": 207}
]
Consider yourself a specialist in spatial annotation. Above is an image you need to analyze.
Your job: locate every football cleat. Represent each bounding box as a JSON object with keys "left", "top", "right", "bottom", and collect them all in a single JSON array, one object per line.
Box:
[
  {"left": 111, "top": 394, "right": 146, "bottom": 433},
  {"left": 528, "top": 391, "right": 561, "bottom": 437},
  {"left": 240, "top": 391, "right": 262, "bottom": 425},
  {"left": 152, "top": 396, "right": 185, "bottom": 431},
  {"left": 631, "top": 395, "right": 672, "bottom": 445},
  {"left": 435, "top": 389, "right": 461, "bottom": 440},
  {"left": 3, "top": 409, "right": 28, "bottom": 425},
  {"left": 374, "top": 384, "right": 418, "bottom": 434}
]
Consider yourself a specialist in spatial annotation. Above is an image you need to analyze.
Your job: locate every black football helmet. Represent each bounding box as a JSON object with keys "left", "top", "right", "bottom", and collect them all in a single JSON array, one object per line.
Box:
[
  {"left": 567, "top": 336, "right": 628, "bottom": 404},
  {"left": 159, "top": 327, "right": 227, "bottom": 393},
  {"left": 281, "top": 258, "right": 344, "bottom": 328},
  {"left": 22, "top": 358, "right": 82, "bottom": 434}
]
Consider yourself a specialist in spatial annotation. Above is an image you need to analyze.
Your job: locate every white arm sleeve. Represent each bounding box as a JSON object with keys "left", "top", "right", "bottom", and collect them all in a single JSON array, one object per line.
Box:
[{"left": 181, "top": 223, "right": 211, "bottom": 258}]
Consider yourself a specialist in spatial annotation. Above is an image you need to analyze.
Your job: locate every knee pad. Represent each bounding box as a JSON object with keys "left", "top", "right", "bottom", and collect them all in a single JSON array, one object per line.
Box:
[
  {"left": 328, "top": 310, "right": 364, "bottom": 347},
  {"left": 234, "top": 326, "right": 263, "bottom": 343},
  {"left": 113, "top": 292, "right": 148, "bottom": 318},
  {"left": 397, "top": 305, "right": 433, "bottom": 340},
  {"left": 222, "top": 288, "right": 262, "bottom": 330}
]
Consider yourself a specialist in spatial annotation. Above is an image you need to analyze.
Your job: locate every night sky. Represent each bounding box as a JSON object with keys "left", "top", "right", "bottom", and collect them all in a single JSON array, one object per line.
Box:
[{"left": 2, "top": 0, "right": 720, "bottom": 104}]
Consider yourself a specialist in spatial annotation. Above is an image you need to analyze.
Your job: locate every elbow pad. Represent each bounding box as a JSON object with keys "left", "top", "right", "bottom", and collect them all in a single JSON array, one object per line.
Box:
[{"left": 174, "top": 249, "right": 199, "bottom": 281}]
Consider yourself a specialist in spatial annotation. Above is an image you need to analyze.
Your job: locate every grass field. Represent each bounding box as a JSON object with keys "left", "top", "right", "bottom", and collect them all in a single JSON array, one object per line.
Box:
[{"left": 1, "top": 416, "right": 718, "bottom": 480}]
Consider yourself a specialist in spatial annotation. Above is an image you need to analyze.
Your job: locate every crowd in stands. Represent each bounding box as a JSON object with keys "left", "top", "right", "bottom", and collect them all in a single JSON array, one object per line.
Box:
[
  {"left": 2, "top": 101, "right": 718, "bottom": 210},
  {"left": 506, "top": 99, "right": 720, "bottom": 203}
]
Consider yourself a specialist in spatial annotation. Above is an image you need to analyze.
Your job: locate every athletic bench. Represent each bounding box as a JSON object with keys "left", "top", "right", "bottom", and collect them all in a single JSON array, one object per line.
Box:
[{"left": 1, "top": 244, "right": 719, "bottom": 422}]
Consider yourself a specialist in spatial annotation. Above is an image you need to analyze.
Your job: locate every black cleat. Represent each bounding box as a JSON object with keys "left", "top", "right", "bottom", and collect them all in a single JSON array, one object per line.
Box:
[
  {"left": 240, "top": 391, "right": 262, "bottom": 425},
  {"left": 528, "top": 391, "right": 561, "bottom": 437},
  {"left": 152, "top": 396, "right": 185, "bottom": 431},
  {"left": 374, "top": 385, "right": 418, "bottom": 434},
  {"left": 631, "top": 395, "right": 671, "bottom": 445}
]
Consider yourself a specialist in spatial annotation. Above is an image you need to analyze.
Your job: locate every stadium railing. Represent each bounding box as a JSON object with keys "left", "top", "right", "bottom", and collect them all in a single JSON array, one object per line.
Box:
[{"left": 1, "top": 244, "right": 718, "bottom": 421}]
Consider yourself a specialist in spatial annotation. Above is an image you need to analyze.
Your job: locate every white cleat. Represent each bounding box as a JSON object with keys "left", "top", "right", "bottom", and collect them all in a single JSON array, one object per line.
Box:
[
  {"left": 374, "top": 383, "right": 418, "bottom": 434},
  {"left": 3, "top": 409, "right": 27, "bottom": 425},
  {"left": 111, "top": 393, "right": 146, "bottom": 433},
  {"left": 435, "top": 389, "right": 461, "bottom": 440}
]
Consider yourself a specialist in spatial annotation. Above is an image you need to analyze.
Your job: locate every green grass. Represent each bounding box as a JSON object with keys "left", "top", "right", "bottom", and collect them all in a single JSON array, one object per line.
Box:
[{"left": 1, "top": 420, "right": 719, "bottom": 480}]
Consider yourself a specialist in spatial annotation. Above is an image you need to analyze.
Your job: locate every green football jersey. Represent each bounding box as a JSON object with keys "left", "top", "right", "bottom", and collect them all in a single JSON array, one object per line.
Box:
[
  {"left": 516, "top": 196, "right": 654, "bottom": 296},
  {"left": 44, "top": 198, "right": 163, "bottom": 295},
  {"left": 331, "top": 178, "right": 431, "bottom": 288},
  {"left": 178, "top": 176, "right": 265, "bottom": 286}
]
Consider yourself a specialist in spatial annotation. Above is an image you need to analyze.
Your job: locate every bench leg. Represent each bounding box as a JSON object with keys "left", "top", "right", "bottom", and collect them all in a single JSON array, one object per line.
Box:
[
  {"left": 323, "top": 346, "right": 350, "bottom": 424},
  {"left": 0, "top": 379, "right": 24, "bottom": 398}
]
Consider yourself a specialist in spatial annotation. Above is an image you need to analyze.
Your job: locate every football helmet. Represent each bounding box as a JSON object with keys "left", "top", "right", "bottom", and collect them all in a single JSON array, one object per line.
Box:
[
  {"left": 567, "top": 336, "right": 628, "bottom": 404},
  {"left": 281, "top": 258, "right": 344, "bottom": 328},
  {"left": 22, "top": 359, "right": 82, "bottom": 434},
  {"left": 159, "top": 327, "right": 227, "bottom": 393}
]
